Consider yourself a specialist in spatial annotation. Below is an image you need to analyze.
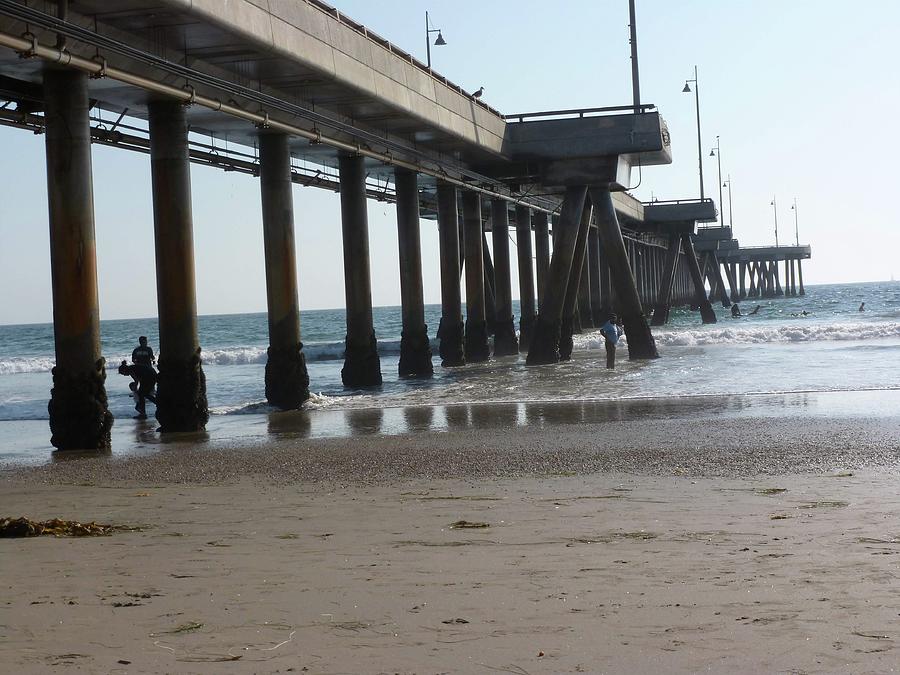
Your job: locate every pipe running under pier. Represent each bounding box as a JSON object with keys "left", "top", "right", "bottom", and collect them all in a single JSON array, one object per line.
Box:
[
  {"left": 43, "top": 67, "right": 112, "bottom": 450},
  {"left": 395, "top": 167, "right": 433, "bottom": 377},
  {"left": 259, "top": 133, "right": 310, "bottom": 408},
  {"left": 148, "top": 99, "right": 209, "bottom": 432},
  {"left": 515, "top": 205, "right": 536, "bottom": 350},
  {"left": 436, "top": 182, "right": 465, "bottom": 366},
  {"left": 338, "top": 152, "right": 382, "bottom": 387},
  {"left": 463, "top": 191, "right": 490, "bottom": 362},
  {"left": 491, "top": 199, "right": 518, "bottom": 356}
]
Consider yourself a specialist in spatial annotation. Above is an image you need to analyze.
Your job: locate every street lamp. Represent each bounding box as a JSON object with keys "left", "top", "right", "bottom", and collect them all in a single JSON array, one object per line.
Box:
[
  {"left": 791, "top": 198, "right": 799, "bottom": 246},
  {"left": 722, "top": 174, "right": 734, "bottom": 229},
  {"left": 425, "top": 11, "right": 446, "bottom": 70},
  {"left": 770, "top": 196, "right": 779, "bottom": 247},
  {"left": 709, "top": 135, "right": 723, "bottom": 226},
  {"left": 682, "top": 65, "right": 704, "bottom": 199}
]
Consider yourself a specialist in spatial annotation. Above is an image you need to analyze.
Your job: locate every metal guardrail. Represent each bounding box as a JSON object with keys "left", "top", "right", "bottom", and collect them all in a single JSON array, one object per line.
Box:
[
  {"left": 503, "top": 104, "right": 657, "bottom": 123},
  {"left": 642, "top": 197, "right": 712, "bottom": 207},
  {"left": 308, "top": 0, "right": 503, "bottom": 118}
]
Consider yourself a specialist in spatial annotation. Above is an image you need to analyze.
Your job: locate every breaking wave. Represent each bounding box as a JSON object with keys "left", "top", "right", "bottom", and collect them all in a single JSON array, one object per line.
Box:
[{"left": 568, "top": 321, "right": 900, "bottom": 350}]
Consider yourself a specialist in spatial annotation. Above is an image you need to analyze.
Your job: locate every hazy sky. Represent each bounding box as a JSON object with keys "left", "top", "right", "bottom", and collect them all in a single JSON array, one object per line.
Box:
[{"left": 1, "top": 0, "right": 898, "bottom": 325}]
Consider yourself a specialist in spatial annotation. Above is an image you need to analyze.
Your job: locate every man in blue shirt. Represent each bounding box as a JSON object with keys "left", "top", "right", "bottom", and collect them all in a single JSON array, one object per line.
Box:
[{"left": 599, "top": 314, "right": 623, "bottom": 369}]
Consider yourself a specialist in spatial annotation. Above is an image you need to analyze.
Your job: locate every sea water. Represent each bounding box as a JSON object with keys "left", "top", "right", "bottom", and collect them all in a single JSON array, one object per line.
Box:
[{"left": 1, "top": 281, "right": 898, "bottom": 461}]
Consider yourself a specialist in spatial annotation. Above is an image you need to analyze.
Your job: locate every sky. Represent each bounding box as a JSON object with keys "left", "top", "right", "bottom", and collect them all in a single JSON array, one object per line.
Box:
[{"left": 1, "top": 0, "right": 899, "bottom": 325}]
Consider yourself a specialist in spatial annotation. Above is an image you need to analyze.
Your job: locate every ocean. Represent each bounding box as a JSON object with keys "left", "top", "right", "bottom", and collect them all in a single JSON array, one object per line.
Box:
[{"left": 1, "top": 281, "right": 898, "bottom": 463}]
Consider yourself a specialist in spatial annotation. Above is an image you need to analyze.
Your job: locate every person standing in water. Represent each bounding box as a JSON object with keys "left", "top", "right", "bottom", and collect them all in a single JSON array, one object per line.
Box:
[
  {"left": 132, "top": 336, "right": 156, "bottom": 367},
  {"left": 859, "top": 302, "right": 866, "bottom": 312},
  {"left": 599, "top": 314, "right": 622, "bottom": 369}
]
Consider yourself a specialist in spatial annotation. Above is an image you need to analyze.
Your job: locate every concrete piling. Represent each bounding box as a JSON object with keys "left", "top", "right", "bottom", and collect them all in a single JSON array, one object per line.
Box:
[
  {"left": 514, "top": 205, "right": 536, "bottom": 350},
  {"left": 338, "top": 152, "right": 382, "bottom": 386},
  {"left": 43, "top": 67, "right": 113, "bottom": 450},
  {"left": 587, "top": 226, "right": 603, "bottom": 326},
  {"left": 463, "top": 191, "right": 490, "bottom": 362},
  {"left": 148, "top": 99, "right": 209, "bottom": 432},
  {"left": 436, "top": 182, "right": 465, "bottom": 366},
  {"left": 527, "top": 186, "right": 588, "bottom": 365},
  {"left": 534, "top": 212, "right": 551, "bottom": 313},
  {"left": 491, "top": 199, "right": 519, "bottom": 356},
  {"left": 682, "top": 235, "right": 717, "bottom": 324},
  {"left": 560, "top": 200, "right": 594, "bottom": 361},
  {"left": 259, "top": 133, "right": 310, "bottom": 408},
  {"left": 650, "top": 234, "right": 681, "bottom": 326},
  {"left": 395, "top": 167, "right": 433, "bottom": 377},
  {"left": 590, "top": 186, "right": 658, "bottom": 359},
  {"left": 797, "top": 259, "right": 805, "bottom": 296}
]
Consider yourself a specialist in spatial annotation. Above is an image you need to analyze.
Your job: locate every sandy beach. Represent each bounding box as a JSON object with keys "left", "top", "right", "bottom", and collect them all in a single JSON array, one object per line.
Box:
[{"left": 3, "top": 409, "right": 900, "bottom": 674}]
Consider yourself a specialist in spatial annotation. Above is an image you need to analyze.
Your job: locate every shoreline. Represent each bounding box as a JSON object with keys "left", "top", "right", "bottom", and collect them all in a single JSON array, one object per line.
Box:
[
  {"left": 3, "top": 387, "right": 900, "bottom": 470},
  {"left": 3, "top": 403, "right": 900, "bottom": 672}
]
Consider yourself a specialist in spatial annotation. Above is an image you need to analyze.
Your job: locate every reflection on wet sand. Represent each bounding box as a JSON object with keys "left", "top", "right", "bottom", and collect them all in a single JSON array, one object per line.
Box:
[{"left": 256, "top": 391, "right": 844, "bottom": 444}]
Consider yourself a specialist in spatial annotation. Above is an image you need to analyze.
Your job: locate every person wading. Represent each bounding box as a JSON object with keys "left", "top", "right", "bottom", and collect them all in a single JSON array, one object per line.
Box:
[{"left": 599, "top": 314, "right": 623, "bottom": 369}]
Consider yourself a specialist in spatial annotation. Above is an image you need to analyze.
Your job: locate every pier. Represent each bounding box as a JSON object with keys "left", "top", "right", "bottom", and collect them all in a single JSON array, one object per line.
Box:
[{"left": 0, "top": 0, "right": 810, "bottom": 450}]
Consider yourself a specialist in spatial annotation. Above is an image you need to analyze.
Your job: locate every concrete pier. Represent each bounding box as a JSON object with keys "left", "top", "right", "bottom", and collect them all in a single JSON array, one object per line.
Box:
[
  {"left": 560, "top": 201, "right": 594, "bottom": 361},
  {"left": 577, "top": 237, "right": 593, "bottom": 330},
  {"left": 436, "top": 182, "right": 465, "bottom": 366},
  {"left": 588, "top": 227, "right": 603, "bottom": 325},
  {"left": 711, "top": 252, "right": 731, "bottom": 307},
  {"left": 148, "top": 99, "right": 209, "bottom": 432},
  {"left": 527, "top": 186, "right": 588, "bottom": 365},
  {"left": 463, "top": 191, "right": 490, "bottom": 362},
  {"left": 789, "top": 259, "right": 797, "bottom": 297},
  {"left": 515, "top": 205, "right": 536, "bottom": 350},
  {"left": 590, "top": 186, "right": 658, "bottom": 359},
  {"left": 491, "top": 199, "right": 518, "bottom": 356},
  {"left": 682, "top": 235, "right": 717, "bottom": 323},
  {"left": 650, "top": 234, "right": 681, "bottom": 326},
  {"left": 395, "top": 168, "right": 433, "bottom": 377},
  {"left": 43, "top": 68, "right": 112, "bottom": 450},
  {"left": 534, "top": 212, "right": 551, "bottom": 313},
  {"left": 481, "top": 233, "right": 497, "bottom": 335},
  {"left": 338, "top": 152, "right": 382, "bottom": 386},
  {"left": 259, "top": 133, "right": 310, "bottom": 408}
]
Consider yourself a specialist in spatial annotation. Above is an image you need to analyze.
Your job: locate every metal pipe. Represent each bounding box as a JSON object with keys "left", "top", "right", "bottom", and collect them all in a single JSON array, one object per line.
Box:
[{"left": 0, "top": 29, "right": 554, "bottom": 215}]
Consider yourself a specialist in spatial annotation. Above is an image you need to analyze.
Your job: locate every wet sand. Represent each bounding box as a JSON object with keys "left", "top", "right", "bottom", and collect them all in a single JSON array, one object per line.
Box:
[{"left": 3, "top": 405, "right": 900, "bottom": 673}]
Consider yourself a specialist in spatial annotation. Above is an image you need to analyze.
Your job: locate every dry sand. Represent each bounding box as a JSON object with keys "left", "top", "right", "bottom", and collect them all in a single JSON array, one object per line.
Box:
[{"left": 2, "top": 413, "right": 900, "bottom": 674}]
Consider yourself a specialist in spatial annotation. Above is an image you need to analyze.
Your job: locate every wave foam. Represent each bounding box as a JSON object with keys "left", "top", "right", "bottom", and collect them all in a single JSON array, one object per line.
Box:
[{"left": 653, "top": 321, "right": 900, "bottom": 347}]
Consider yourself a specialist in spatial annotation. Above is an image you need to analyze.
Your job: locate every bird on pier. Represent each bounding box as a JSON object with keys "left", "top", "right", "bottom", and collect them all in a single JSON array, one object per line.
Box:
[{"left": 472, "top": 86, "right": 484, "bottom": 100}]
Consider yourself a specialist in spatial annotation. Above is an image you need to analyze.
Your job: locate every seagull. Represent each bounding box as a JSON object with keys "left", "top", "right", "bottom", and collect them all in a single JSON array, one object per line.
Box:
[{"left": 472, "top": 86, "right": 484, "bottom": 99}]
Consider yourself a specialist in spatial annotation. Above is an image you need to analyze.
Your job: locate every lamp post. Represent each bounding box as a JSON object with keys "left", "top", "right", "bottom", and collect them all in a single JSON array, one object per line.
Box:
[
  {"left": 771, "top": 196, "right": 779, "bottom": 247},
  {"left": 709, "top": 135, "right": 723, "bottom": 226},
  {"left": 682, "top": 65, "right": 704, "bottom": 200},
  {"left": 791, "top": 198, "right": 799, "bottom": 246},
  {"left": 425, "top": 11, "right": 446, "bottom": 70},
  {"left": 722, "top": 174, "right": 734, "bottom": 229}
]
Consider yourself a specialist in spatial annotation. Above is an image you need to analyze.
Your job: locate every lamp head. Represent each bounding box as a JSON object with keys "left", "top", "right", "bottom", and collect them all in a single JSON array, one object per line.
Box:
[
  {"left": 682, "top": 82, "right": 691, "bottom": 93},
  {"left": 709, "top": 148, "right": 716, "bottom": 157},
  {"left": 434, "top": 31, "right": 446, "bottom": 46}
]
